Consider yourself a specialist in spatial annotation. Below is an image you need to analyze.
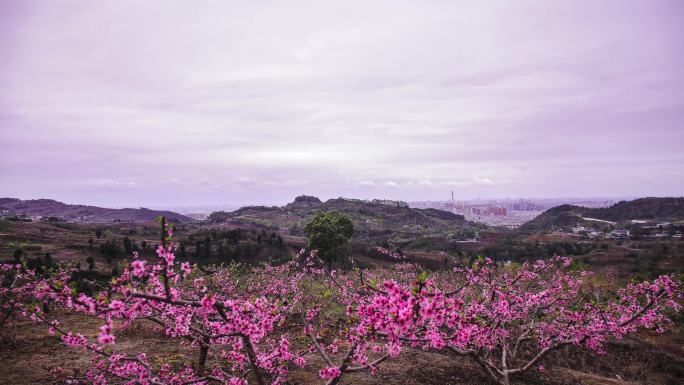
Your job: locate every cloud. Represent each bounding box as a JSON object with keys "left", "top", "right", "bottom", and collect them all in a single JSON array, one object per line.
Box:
[
  {"left": 90, "top": 179, "right": 140, "bottom": 189},
  {"left": 473, "top": 178, "right": 498, "bottom": 187},
  {"left": 0, "top": 0, "right": 683, "bottom": 206}
]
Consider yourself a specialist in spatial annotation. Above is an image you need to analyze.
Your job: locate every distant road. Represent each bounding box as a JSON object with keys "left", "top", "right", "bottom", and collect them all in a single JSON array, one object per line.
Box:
[{"left": 582, "top": 217, "right": 616, "bottom": 225}]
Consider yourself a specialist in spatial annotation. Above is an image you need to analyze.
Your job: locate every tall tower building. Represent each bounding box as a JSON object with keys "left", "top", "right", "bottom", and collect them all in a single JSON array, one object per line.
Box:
[{"left": 451, "top": 190, "right": 455, "bottom": 213}]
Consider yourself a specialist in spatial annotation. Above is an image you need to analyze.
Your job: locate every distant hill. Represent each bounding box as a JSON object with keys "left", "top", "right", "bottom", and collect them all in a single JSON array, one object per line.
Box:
[
  {"left": 0, "top": 198, "right": 192, "bottom": 223},
  {"left": 519, "top": 197, "right": 684, "bottom": 233},
  {"left": 588, "top": 197, "right": 684, "bottom": 221},
  {"left": 209, "top": 195, "right": 486, "bottom": 247}
]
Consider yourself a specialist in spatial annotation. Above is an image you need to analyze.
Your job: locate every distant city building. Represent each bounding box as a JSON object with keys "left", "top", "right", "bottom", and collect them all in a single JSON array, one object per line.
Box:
[
  {"left": 488, "top": 207, "right": 507, "bottom": 216},
  {"left": 408, "top": 196, "right": 623, "bottom": 228},
  {"left": 186, "top": 212, "right": 209, "bottom": 220},
  {"left": 511, "top": 200, "right": 539, "bottom": 211},
  {"left": 466, "top": 206, "right": 506, "bottom": 216}
]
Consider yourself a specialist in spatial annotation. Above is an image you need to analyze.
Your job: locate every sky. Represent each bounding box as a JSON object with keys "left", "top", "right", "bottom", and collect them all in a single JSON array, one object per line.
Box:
[{"left": 1, "top": 0, "right": 683, "bottom": 208}]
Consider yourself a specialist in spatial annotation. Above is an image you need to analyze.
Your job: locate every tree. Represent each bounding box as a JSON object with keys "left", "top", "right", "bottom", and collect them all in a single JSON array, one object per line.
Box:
[
  {"left": 1, "top": 240, "right": 680, "bottom": 385},
  {"left": 13, "top": 248, "right": 23, "bottom": 263},
  {"left": 2, "top": 217, "right": 682, "bottom": 385},
  {"left": 195, "top": 240, "right": 203, "bottom": 257},
  {"left": 304, "top": 210, "right": 355, "bottom": 270},
  {"left": 86, "top": 256, "right": 95, "bottom": 271},
  {"left": 95, "top": 229, "right": 102, "bottom": 239},
  {"left": 203, "top": 236, "right": 212, "bottom": 258},
  {"left": 42, "top": 252, "right": 53, "bottom": 268},
  {"left": 0, "top": 263, "right": 70, "bottom": 342},
  {"left": 26, "top": 257, "right": 44, "bottom": 273},
  {"left": 99, "top": 240, "right": 121, "bottom": 260},
  {"left": 176, "top": 241, "right": 186, "bottom": 258},
  {"left": 122, "top": 236, "right": 133, "bottom": 255},
  {"left": 353, "top": 256, "right": 681, "bottom": 385}
]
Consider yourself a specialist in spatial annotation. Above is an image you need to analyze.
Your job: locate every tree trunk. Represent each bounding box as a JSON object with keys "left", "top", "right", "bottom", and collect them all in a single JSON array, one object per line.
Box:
[
  {"left": 197, "top": 335, "right": 210, "bottom": 376},
  {"left": 242, "top": 335, "right": 266, "bottom": 385},
  {"left": 500, "top": 373, "right": 510, "bottom": 385}
]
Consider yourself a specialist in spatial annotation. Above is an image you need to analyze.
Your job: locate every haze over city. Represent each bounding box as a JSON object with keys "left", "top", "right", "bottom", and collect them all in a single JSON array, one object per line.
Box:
[{"left": 1, "top": 0, "right": 683, "bottom": 207}]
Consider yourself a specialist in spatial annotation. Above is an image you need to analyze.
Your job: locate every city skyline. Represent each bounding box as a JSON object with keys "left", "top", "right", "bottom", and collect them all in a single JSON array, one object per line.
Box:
[
  {"left": 1, "top": 193, "right": 642, "bottom": 212},
  {"left": 1, "top": 0, "right": 683, "bottom": 207}
]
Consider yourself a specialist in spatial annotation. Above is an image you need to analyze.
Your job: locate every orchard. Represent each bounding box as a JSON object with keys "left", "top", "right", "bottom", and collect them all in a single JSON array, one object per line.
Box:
[{"left": 1, "top": 219, "right": 681, "bottom": 385}]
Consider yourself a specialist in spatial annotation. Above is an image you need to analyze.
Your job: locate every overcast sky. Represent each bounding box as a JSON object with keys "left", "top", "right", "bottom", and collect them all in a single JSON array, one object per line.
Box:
[{"left": 1, "top": 0, "right": 683, "bottom": 207}]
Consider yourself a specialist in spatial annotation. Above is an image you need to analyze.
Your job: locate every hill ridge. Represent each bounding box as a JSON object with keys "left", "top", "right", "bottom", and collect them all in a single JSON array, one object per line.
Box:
[
  {"left": 0, "top": 197, "right": 192, "bottom": 223},
  {"left": 519, "top": 197, "right": 684, "bottom": 233},
  {"left": 208, "top": 195, "right": 486, "bottom": 246}
]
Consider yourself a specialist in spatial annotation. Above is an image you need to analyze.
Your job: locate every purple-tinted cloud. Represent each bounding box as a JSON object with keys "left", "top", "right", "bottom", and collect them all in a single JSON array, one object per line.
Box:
[{"left": 0, "top": 0, "right": 683, "bottom": 207}]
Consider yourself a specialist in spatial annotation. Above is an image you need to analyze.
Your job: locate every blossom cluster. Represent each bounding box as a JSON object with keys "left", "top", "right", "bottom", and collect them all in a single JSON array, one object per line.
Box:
[{"left": 1, "top": 228, "right": 681, "bottom": 385}]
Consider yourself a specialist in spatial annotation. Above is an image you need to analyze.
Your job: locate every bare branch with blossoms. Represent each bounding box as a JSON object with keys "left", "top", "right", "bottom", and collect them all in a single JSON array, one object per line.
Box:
[
  {"left": 1, "top": 262, "right": 73, "bottom": 344},
  {"left": 17, "top": 221, "right": 392, "bottom": 385},
  {"left": 1, "top": 218, "right": 681, "bottom": 385},
  {"left": 346, "top": 256, "right": 682, "bottom": 385}
]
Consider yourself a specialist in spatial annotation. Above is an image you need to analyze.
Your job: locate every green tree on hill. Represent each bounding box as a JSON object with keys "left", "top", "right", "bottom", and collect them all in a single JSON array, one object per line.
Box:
[
  {"left": 13, "top": 248, "right": 23, "bottom": 263},
  {"left": 122, "top": 236, "right": 133, "bottom": 255},
  {"left": 304, "top": 210, "right": 355, "bottom": 270}
]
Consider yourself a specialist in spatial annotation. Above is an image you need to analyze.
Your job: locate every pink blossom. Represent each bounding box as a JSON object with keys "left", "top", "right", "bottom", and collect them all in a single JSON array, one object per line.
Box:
[
  {"left": 319, "top": 366, "right": 342, "bottom": 379},
  {"left": 131, "top": 260, "right": 146, "bottom": 278},
  {"left": 98, "top": 320, "right": 115, "bottom": 345},
  {"left": 180, "top": 262, "right": 192, "bottom": 277}
]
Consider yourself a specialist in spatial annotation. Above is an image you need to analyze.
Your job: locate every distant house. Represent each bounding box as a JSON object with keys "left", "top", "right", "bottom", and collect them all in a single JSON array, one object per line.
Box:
[
  {"left": 572, "top": 226, "right": 585, "bottom": 233},
  {"left": 610, "top": 229, "right": 630, "bottom": 238},
  {"left": 372, "top": 199, "right": 409, "bottom": 208}
]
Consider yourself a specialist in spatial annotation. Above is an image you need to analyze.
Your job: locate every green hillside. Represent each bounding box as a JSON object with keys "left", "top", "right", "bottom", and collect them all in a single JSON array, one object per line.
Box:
[
  {"left": 519, "top": 197, "right": 684, "bottom": 233},
  {"left": 590, "top": 197, "right": 684, "bottom": 221},
  {"left": 208, "top": 195, "right": 487, "bottom": 249}
]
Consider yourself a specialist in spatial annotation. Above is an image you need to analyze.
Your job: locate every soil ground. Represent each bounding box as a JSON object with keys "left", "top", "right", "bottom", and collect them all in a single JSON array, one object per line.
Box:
[{"left": 1, "top": 311, "right": 682, "bottom": 385}]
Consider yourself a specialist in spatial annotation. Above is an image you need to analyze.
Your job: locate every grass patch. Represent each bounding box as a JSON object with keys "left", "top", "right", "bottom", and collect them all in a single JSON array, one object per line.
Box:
[{"left": 0, "top": 219, "right": 12, "bottom": 232}]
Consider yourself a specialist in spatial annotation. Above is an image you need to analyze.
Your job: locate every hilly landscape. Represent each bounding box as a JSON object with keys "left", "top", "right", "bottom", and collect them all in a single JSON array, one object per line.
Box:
[
  {"left": 3, "top": 196, "right": 682, "bottom": 274},
  {"left": 1, "top": 196, "right": 683, "bottom": 385},
  {"left": 518, "top": 197, "right": 684, "bottom": 234},
  {"left": 209, "top": 195, "right": 488, "bottom": 251},
  {"left": 0, "top": 198, "right": 192, "bottom": 223}
]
